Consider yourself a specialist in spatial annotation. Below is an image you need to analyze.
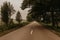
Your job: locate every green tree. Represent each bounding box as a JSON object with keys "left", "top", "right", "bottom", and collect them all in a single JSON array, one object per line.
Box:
[
  {"left": 1, "top": 2, "right": 15, "bottom": 25},
  {"left": 27, "top": 13, "right": 34, "bottom": 22},
  {"left": 16, "top": 11, "right": 22, "bottom": 24},
  {"left": 21, "top": 0, "right": 60, "bottom": 27}
]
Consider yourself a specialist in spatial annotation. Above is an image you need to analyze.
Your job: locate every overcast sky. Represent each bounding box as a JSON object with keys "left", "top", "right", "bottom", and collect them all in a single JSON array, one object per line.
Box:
[{"left": 0, "top": 0, "right": 30, "bottom": 20}]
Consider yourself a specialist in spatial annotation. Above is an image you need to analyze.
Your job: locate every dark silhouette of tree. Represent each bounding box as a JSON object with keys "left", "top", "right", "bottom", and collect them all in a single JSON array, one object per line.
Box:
[
  {"left": 1, "top": 2, "right": 15, "bottom": 25},
  {"left": 21, "top": 0, "right": 60, "bottom": 27},
  {"left": 16, "top": 11, "right": 22, "bottom": 24},
  {"left": 27, "top": 13, "right": 34, "bottom": 22}
]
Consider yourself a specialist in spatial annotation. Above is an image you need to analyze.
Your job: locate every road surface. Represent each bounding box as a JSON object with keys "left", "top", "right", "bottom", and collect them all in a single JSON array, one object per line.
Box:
[{"left": 0, "top": 21, "right": 60, "bottom": 40}]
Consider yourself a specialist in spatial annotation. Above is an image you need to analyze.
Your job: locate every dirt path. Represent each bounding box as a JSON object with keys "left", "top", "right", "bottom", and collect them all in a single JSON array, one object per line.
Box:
[{"left": 0, "top": 21, "right": 60, "bottom": 40}]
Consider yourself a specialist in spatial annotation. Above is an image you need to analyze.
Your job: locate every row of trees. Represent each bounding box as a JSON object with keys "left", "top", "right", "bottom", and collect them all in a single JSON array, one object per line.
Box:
[
  {"left": 21, "top": 0, "right": 60, "bottom": 27},
  {"left": 1, "top": 2, "right": 22, "bottom": 25}
]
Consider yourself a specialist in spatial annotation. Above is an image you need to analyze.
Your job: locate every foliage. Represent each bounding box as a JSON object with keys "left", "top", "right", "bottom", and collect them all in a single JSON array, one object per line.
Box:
[
  {"left": 21, "top": 0, "right": 60, "bottom": 27},
  {"left": 0, "top": 24, "right": 17, "bottom": 32},
  {"left": 20, "top": 21, "right": 29, "bottom": 26},
  {"left": 16, "top": 11, "right": 22, "bottom": 23},
  {"left": 0, "top": 21, "right": 29, "bottom": 35},
  {"left": 1, "top": 2, "right": 15, "bottom": 24},
  {"left": 27, "top": 13, "right": 34, "bottom": 22}
]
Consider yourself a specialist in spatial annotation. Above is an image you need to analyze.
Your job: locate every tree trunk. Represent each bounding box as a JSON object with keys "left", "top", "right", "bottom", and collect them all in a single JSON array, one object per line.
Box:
[{"left": 51, "top": 10, "right": 55, "bottom": 27}]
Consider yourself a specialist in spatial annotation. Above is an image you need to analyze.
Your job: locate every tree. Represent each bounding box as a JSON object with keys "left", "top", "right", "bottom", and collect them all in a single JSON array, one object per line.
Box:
[
  {"left": 16, "top": 11, "right": 22, "bottom": 24},
  {"left": 21, "top": 0, "right": 52, "bottom": 22},
  {"left": 27, "top": 13, "right": 34, "bottom": 22},
  {"left": 21, "top": 0, "right": 60, "bottom": 27},
  {"left": 1, "top": 2, "right": 15, "bottom": 24}
]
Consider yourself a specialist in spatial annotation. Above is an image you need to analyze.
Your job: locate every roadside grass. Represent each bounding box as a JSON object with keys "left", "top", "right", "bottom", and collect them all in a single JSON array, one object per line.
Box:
[
  {"left": 0, "top": 21, "right": 30, "bottom": 37},
  {"left": 0, "top": 24, "right": 19, "bottom": 37}
]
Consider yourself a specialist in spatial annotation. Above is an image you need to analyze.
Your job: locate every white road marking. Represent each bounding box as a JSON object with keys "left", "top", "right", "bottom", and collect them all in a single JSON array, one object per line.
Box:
[{"left": 30, "top": 29, "right": 33, "bottom": 35}]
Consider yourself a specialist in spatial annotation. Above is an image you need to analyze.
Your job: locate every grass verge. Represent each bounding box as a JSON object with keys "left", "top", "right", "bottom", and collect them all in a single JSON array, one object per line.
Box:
[{"left": 0, "top": 21, "right": 30, "bottom": 37}]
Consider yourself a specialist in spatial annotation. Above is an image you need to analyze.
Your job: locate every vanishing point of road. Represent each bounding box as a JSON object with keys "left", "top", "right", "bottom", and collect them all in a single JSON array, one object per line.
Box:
[{"left": 0, "top": 21, "right": 60, "bottom": 40}]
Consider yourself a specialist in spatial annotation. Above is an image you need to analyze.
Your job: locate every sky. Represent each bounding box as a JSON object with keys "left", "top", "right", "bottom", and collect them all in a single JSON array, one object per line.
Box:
[{"left": 0, "top": 0, "right": 30, "bottom": 20}]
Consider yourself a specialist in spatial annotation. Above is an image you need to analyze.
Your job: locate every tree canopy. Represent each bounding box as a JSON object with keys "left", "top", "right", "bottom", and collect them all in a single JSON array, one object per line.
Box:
[
  {"left": 1, "top": 2, "right": 15, "bottom": 24},
  {"left": 21, "top": 0, "right": 60, "bottom": 10},
  {"left": 21, "top": 0, "right": 60, "bottom": 27},
  {"left": 16, "top": 11, "right": 22, "bottom": 23}
]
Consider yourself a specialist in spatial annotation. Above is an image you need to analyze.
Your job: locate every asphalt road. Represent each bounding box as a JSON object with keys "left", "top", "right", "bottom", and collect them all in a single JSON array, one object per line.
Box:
[{"left": 0, "top": 21, "right": 60, "bottom": 40}]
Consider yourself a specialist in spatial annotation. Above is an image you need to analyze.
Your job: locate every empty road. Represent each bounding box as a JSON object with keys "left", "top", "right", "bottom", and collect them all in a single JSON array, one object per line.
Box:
[{"left": 0, "top": 21, "right": 60, "bottom": 40}]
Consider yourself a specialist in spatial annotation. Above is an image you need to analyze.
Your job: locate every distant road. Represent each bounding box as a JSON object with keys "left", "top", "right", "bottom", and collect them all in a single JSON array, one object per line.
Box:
[{"left": 0, "top": 21, "right": 60, "bottom": 40}]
